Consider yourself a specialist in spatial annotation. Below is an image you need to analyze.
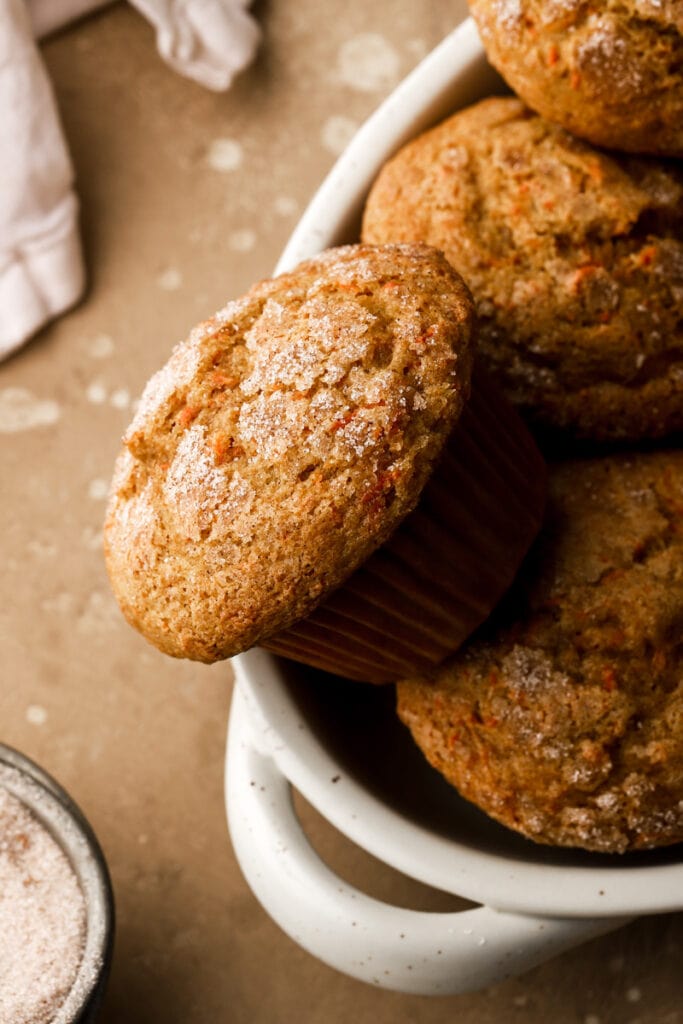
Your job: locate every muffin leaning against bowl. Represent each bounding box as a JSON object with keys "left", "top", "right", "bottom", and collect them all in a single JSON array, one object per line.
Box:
[
  {"left": 468, "top": 0, "right": 683, "bottom": 157},
  {"left": 398, "top": 450, "right": 683, "bottom": 853},
  {"left": 362, "top": 96, "right": 683, "bottom": 444},
  {"left": 104, "top": 242, "right": 546, "bottom": 683}
]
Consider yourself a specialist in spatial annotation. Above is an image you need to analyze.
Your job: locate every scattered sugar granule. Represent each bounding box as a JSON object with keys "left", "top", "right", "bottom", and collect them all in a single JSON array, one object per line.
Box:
[
  {"left": 0, "top": 787, "right": 86, "bottom": 1024},
  {"left": 228, "top": 229, "right": 257, "bottom": 253},
  {"left": 321, "top": 115, "right": 358, "bottom": 155},
  {"left": 206, "top": 138, "right": 244, "bottom": 172},
  {"left": 273, "top": 196, "right": 298, "bottom": 218},
  {"left": 76, "top": 590, "right": 120, "bottom": 635},
  {"left": 337, "top": 33, "right": 400, "bottom": 92},
  {"left": 110, "top": 388, "right": 131, "bottom": 411},
  {"left": 25, "top": 705, "right": 48, "bottom": 727},
  {"left": 85, "top": 333, "right": 115, "bottom": 359},
  {"left": 156, "top": 268, "right": 183, "bottom": 292},
  {"left": 88, "top": 478, "right": 109, "bottom": 501},
  {"left": 85, "top": 380, "right": 107, "bottom": 405},
  {"left": 0, "top": 389, "right": 60, "bottom": 433},
  {"left": 26, "top": 539, "right": 57, "bottom": 559}
]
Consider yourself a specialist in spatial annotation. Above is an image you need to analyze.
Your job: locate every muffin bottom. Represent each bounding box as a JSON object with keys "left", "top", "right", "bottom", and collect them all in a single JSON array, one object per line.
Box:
[{"left": 263, "top": 370, "right": 547, "bottom": 682}]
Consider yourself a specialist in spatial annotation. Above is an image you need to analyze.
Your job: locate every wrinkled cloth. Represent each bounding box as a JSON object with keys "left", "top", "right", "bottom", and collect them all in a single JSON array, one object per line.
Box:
[
  {"left": 27, "top": 0, "right": 112, "bottom": 38},
  {"left": 133, "top": 0, "right": 260, "bottom": 91},
  {"left": 0, "top": 0, "right": 259, "bottom": 360}
]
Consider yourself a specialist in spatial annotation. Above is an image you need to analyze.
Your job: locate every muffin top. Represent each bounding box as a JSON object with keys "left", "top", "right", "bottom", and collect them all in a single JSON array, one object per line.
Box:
[
  {"left": 104, "top": 243, "right": 475, "bottom": 662},
  {"left": 397, "top": 451, "right": 683, "bottom": 853},
  {"left": 362, "top": 96, "right": 683, "bottom": 442},
  {"left": 469, "top": 0, "right": 683, "bottom": 156}
]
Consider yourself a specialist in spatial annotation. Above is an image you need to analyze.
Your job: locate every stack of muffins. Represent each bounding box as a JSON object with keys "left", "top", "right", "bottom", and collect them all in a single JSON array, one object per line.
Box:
[
  {"left": 364, "top": 1, "right": 683, "bottom": 855},
  {"left": 105, "top": 1, "right": 683, "bottom": 857}
]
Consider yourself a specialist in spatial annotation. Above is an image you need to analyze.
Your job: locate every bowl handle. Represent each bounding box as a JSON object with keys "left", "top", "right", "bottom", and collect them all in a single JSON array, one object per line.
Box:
[{"left": 225, "top": 685, "right": 627, "bottom": 995}]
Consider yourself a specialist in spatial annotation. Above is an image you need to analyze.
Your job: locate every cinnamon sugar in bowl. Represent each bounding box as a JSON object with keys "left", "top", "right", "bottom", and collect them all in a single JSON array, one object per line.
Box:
[{"left": 0, "top": 744, "right": 114, "bottom": 1024}]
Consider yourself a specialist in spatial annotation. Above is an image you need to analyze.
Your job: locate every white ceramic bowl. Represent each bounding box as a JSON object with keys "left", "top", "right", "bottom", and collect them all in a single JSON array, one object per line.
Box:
[{"left": 225, "top": 18, "right": 683, "bottom": 996}]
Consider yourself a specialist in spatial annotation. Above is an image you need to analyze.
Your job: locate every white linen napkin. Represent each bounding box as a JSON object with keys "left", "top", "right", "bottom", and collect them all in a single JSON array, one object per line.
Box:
[
  {"left": 0, "top": 0, "right": 260, "bottom": 361},
  {"left": 132, "top": 0, "right": 260, "bottom": 91}
]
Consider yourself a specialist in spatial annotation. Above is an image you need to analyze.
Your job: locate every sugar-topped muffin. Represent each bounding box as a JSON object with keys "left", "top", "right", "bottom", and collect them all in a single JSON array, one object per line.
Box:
[
  {"left": 105, "top": 242, "right": 546, "bottom": 682},
  {"left": 469, "top": 0, "right": 683, "bottom": 157},
  {"left": 398, "top": 451, "right": 683, "bottom": 852},
  {"left": 362, "top": 97, "right": 683, "bottom": 443}
]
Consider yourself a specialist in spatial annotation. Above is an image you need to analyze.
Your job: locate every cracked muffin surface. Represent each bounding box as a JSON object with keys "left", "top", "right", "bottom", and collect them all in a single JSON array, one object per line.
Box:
[
  {"left": 104, "top": 242, "right": 475, "bottom": 662},
  {"left": 469, "top": 0, "right": 683, "bottom": 156},
  {"left": 362, "top": 96, "right": 683, "bottom": 442},
  {"left": 397, "top": 451, "right": 683, "bottom": 853}
]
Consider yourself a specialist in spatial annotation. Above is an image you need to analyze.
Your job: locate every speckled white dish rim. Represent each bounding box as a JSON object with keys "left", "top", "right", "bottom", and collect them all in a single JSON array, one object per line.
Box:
[{"left": 225, "top": 17, "right": 683, "bottom": 994}]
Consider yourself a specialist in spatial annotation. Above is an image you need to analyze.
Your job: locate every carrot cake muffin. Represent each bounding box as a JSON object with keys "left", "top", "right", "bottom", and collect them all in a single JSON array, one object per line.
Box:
[
  {"left": 104, "top": 242, "right": 546, "bottom": 681},
  {"left": 397, "top": 451, "right": 683, "bottom": 852},
  {"left": 469, "top": 0, "right": 683, "bottom": 157},
  {"left": 362, "top": 97, "right": 683, "bottom": 443}
]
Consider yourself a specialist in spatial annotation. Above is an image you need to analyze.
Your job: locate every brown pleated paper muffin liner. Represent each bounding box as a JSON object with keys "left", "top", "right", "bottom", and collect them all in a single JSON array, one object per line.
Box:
[{"left": 262, "top": 370, "right": 547, "bottom": 683}]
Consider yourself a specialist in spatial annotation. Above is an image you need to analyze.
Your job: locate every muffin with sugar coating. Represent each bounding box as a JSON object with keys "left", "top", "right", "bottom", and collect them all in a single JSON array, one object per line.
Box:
[
  {"left": 362, "top": 96, "right": 683, "bottom": 443},
  {"left": 469, "top": 0, "right": 683, "bottom": 156},
  {"left": 105, "top": 242, "right": 546, "bottom": 682},
  {"left": 398, "top": 451, "right": 683, "bottom": 852}
]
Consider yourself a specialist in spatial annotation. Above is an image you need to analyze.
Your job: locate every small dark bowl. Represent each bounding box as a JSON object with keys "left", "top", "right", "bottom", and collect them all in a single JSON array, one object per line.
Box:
[{"left": 0, "top": 742, "right": 115, "bottom": 1023}]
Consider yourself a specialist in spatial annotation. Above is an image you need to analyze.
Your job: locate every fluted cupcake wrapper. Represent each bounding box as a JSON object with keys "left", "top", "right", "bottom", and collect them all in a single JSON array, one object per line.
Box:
[{"left": 262, "top": 370, "right": 547, "bottom": 683}]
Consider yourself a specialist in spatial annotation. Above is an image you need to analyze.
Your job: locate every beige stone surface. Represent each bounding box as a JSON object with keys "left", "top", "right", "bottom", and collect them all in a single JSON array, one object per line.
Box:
[{"left": 0, "top": 2, "right": 681, "bottom": 1021}]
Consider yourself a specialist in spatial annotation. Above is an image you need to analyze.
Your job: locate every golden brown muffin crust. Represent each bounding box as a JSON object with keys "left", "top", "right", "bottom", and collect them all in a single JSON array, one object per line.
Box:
[
  {"left": 469, "top": 0, "right": 683, "bottom": 156},
  {"left": 362, "top": 97, "right": 683, "bottom": 442},
  {"left": 104, "top": 243, "right": 475, "bottom": 662},
  {"left": 397, "top": 451, "right": 683, "bottom": 853}
]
